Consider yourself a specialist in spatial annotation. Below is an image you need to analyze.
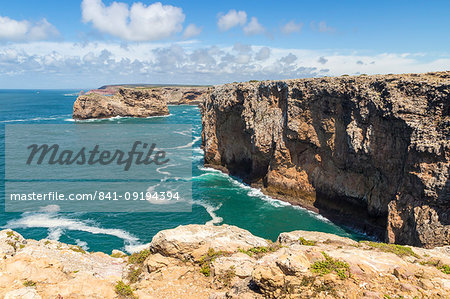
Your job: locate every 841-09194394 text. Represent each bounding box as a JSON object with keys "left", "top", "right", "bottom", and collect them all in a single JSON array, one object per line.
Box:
[{"left": 9, "top": 191, "right": 181, "bottom": 201}]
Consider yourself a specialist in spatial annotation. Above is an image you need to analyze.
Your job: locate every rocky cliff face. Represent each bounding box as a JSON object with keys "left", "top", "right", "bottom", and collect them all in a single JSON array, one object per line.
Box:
[
  {"left": 1, "top": 226, "right": 449, "bottom": 298},
  {"left": 73, "top": 86, "right": 210, "bottom": 119},
  {"left": 73, "top": 88, "right": 170, "bottom": 119},
  {"left": 201, "top": 72, "right": 450, "bottom": 248}
]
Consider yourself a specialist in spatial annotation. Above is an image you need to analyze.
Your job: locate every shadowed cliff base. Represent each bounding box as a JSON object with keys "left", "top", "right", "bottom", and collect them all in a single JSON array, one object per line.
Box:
[{"left": 201, "top": 71, "right": 450, "bottom": 248}]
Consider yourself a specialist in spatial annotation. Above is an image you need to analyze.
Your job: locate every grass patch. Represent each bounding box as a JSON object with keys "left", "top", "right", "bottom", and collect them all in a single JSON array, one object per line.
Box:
[
  {"left": 361, "top": 241, "right": 419, "bottom": 258},
  {"left": 127, "top": 267, "right": 143, "bottom": 283},
  {"left": 420, "top": 259, "right": 450, "bottom": 274},
  {"left": 216, "top": 267, "right": 236, "bottom": 287},
  {"left": 111, "top": 252, "right": 128, "bottom": 258},
  {"left": 299, "top": 237, "right": 316, "bottom": 246},
  {"left": 248, "top": 80, "right": 260, "bottom": 83},
  {"left": 44, "top": 240, "right": 51, "bottom": 245},
  {"left": 70, "top": 245, "right": 86, "bottom": 254},
  {"left": 115, "top": 281, "right": 137, "bottom": 298},
  {"left": 6, "top": 231, "right": 15, "bottom": 238},
  {"left": 126, "top": 249, "right": 151, "bottom": 283},
  {"left": 23, "top": 279, "right": 36, "bottom": 287},
  {"left": 199, "top": 248, "right": 231, "bottom": 277},
  {"left": 310, "top": 252, "right": 351, "bottom": 279},
  {"left": 128, "top": 249, "right": 150, "bottom": 265},
  {"left": 238, "top": 244, "right": 282, "bottom": 258}
]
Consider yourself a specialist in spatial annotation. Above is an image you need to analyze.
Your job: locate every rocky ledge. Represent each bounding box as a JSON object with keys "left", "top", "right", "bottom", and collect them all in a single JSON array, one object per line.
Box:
[
  {"left": 73, "top": 86, "right": 210, "bottom": 120},
  {"left": 0, "top": 225, "right": 449, "bottom": 298},
  {"left": 201, "top": 72, "right": 450, "bottom": 248}
]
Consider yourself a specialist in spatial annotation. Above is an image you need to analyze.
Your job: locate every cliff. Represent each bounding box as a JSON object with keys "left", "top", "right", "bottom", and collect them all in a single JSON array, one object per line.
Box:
[
  {"left": 73, "top": 88, "right": 169, "bottom": 119},
  {"left": 201, "top": 72, "right": 450, "bottom": 248},
  {"left": 73, "top": 86, "right": 210, "bottom": 119},
  {"left": 1, "top": 226, "right": 449, "bottom": 298}
]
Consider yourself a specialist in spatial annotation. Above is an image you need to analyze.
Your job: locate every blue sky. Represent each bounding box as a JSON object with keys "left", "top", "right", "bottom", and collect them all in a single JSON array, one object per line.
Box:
[{"left": 0, "top": 0, "right": 449, "bottom": 88}]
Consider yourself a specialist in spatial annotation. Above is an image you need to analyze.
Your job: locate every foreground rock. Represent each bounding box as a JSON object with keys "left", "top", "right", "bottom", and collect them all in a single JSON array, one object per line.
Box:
[
  {"left": 1, "top": 225, "right": 449, "bottom": 298},
  {"left": 73, "top": 88, "right": 170, "bottom": 120},
  {"left": 201, "top": 72, "right": 450, "bottom": 248}
]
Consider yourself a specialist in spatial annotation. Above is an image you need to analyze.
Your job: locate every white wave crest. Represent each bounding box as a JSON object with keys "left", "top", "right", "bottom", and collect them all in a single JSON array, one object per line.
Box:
[{"left": 4, "top": 207, "right": 143, "bottom": 253}]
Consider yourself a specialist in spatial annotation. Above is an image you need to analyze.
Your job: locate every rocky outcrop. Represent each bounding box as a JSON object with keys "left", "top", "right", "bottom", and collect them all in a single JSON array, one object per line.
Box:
[
  {"left": 151, "top": 86, "right": 211, "bottom": 105},
  {"left": 1, "top": 225, "right": 449, "bottom": 298},
  {"left": 73, "top": 86, "right": 210, "bottom": 119},
  {"left": 73, "top": 87, "right": 170, "bottom": 119},
  {"left": 201, "top": 72, "right": 450, "bottom": 247}
]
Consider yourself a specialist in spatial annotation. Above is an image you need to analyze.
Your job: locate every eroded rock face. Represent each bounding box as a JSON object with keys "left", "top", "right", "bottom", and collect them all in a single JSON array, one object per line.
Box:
[
  {"left": 73, "top": 87, "right": 170, "bottom": 119},
  {"left": 201, "top": 72, "right": 450, "bottom": 247},
  {"left": 73, "top": 85, "right": 210, "bottom": 119}
]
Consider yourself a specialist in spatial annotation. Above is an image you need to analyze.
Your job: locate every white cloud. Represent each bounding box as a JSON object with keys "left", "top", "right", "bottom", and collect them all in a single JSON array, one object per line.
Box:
[
  {"left": 318, "top": 56, "right": 328, "bottom": 64},
  {"left": 0, "top": 16, "right": 59, "bottom": 41},
  {"left": 217, "top": 9, "right": 247, "bottom": 31},
  {"left": 281, "top": 21, "right": 303, "bottom": 34},
  {"left": 81, "top": 0, "right": 185, "bottom": 41},
  {"left": 183, "top": 24, "right": 202, "bottom": 39},
  {"left": 311, "top": 21, "right": 336, "bottom": 33},
  {"left": 0, "top": 41, "right": 449, "bottom": 88},
  {"left": 243, "top": 17, "right": 265, "bottom": 35},
  {"left": 255, "top": 47, "right": 271, "bottom": 61}
]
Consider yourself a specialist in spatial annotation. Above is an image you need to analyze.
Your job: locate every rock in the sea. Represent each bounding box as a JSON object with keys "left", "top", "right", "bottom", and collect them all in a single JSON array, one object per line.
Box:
[
  {"left": 201, "top": 72, "right": 450, "bottom": 248},
  {"left": 73, "top": 87, "right": 169, "bottom": 119}
]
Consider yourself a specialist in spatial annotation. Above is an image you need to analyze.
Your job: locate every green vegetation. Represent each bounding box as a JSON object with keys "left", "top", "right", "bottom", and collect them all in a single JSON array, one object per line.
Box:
[
  {"left": 115, "top": 281, "right": 137, "bottom": 298},
  {"left": 111, "top": 252, "right": 128, "bottom": 258},
  {"left": 248, "top": 80, "right": 260, "bottom": 83},
  {"left": 70, "top": 245, "right": 86, "bottom": 254},
  {"left": 126, "top": 249, "right": 151, "bottom": 283},
  {"left": 200, "top": 264, "right": 211, "bottom": 277},
  {"left": 419, "top": 259, "right": 450, "bottom": 274},
  {"left": 127, "top": 267, "right": 143, "bottom": 283},
  {"left": 310, "top": 252, "right": 351, "bottom": 279},
  {"left": 6, "top": 231, "right": 15, "bottom": 238},
  {"left": 199, "top": 248, "right": 231, "bottom": 277},
  {"left": 23, "top": 279, "right": 36, "bottom": 287},
  {"left": 298, "top": 237, "right": 316, "bottom": 246},
  {"left": 216, "top": 266, "right": 236, "bottom": 287},
  {"left": 361, "top": 241, "right": 419, "bottom": 258},
  {"left": 19, "top": 244, "right": 25, "bottom": 249},
  {"left": 238, "top": 244, "right": 282, "bottom": 258},
  {"left": 128, "top": 249, "right": 150, "bottom": 265},
  {"left": 44, "top": 240, "right": 51, "bottom": 245}
]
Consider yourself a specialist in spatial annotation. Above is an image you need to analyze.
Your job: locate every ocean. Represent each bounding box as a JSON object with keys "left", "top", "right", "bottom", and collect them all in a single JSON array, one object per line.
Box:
[{"left": 0, "top": 89, "right": 368, "bottom": 253}]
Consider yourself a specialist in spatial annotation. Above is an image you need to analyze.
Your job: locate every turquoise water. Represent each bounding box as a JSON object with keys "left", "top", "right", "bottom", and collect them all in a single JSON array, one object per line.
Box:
[{"left": 0, "top": 90, "right": 368, "bottom": 253}]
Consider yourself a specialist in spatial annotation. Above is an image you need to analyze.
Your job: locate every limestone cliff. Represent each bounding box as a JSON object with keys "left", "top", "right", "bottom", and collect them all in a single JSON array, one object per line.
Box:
[
  {"left": 73, "top": 85, "right": 210, "bottom": 119},
  {"left": 1, "top": 226, "right": 449, "bottom": 298},
  {"left": 201, "top": 72, "right": 450, "bottom": 248},
  {"left": 73, "top": 87, "right": 170, "bottom": 119}
]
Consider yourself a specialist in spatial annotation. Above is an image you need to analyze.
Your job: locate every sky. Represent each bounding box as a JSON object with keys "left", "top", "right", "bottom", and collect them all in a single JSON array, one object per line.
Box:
[{"left": 0, "top": 0, "right": 449, "bottom": 89}]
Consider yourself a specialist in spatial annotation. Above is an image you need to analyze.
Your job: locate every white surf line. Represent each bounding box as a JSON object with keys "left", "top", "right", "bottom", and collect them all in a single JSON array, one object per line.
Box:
[
  {"left": 70, "top": 114, "right": 172, "bottom": 122},
  {"left": 199, "top": 165, "right": 332, "bottom": 223},
  {"left": 1, "top": 115, "right": 71, "bottom": 123},
  {"left": 4, "top": 205, "right": 143, "bottom": 253}
]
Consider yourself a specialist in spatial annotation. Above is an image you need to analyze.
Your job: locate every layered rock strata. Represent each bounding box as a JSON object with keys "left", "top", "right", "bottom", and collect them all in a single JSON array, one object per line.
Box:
[
  {"left": 73, "top": 85, "right": 210, "bottom": 120},
  {"left": 73, "top": 88, "right": 170, "bottom": 119},
  {"left": 1, "top": 225, "right": 449, "bottom": 298},
  {"left": 201, "top": 72, "right": 450, "bottom": 247}
]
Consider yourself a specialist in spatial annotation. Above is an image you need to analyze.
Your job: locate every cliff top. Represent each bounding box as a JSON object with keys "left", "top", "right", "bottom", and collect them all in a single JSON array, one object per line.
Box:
[{"left": 1, "top": 224, "right": 449, "bottom": 298}]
